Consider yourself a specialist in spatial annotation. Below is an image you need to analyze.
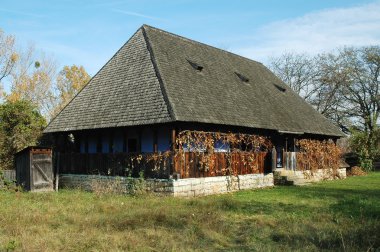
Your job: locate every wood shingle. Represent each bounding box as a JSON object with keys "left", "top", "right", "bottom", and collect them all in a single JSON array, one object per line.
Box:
[{"left": 44, "top": 25, "right": 343, "bottom": 137}]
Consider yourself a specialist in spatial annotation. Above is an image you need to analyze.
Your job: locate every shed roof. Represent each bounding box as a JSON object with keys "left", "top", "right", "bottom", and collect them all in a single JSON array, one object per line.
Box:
[{"left": 44, "top": 25, "right": 343, "bottom": 137}]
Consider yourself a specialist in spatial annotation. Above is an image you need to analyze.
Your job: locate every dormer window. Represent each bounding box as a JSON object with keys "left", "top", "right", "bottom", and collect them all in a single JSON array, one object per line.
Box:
[
  {"left": 234, "top": 72, "right": 249, "bottom": 83},
  {"left": 274, "top": 83, "right": 286, "bottom": 92},
  {"left": 187, "top": 59, "right": 203, "bottom": 71}
]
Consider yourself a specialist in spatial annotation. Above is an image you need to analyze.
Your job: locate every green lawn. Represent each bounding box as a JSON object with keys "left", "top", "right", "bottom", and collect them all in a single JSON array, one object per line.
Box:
[{"left": 0, "top": 173, "right": 379, "bottom": 251}]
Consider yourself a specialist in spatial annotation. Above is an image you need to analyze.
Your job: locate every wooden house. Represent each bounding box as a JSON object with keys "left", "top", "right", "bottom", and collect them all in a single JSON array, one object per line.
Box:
[{"left": 44, "top": 25, "right": 343, "bottom": 180}]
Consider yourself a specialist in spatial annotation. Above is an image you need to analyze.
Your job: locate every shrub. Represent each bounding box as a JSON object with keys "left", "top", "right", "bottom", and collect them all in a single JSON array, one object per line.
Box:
[
  {"left": 347, "top": 166, "right": 367, "bottom": 176},
  {"left": 349, "top": 129, "right": 380, "bottom": 172},
  {"left": 0, "top": 170, "right": 20, "bottom": 192}
]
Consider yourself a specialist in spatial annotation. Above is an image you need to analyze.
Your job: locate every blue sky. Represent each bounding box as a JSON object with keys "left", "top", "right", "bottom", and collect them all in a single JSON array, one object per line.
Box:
[{"left": 1, "top": 0, "right": 380, "bottom": 76}]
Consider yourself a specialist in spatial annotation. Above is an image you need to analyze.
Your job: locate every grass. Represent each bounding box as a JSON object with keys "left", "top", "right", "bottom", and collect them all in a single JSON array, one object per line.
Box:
[{"left": 0, "top": 173, "right": 379, "bottom": 251}]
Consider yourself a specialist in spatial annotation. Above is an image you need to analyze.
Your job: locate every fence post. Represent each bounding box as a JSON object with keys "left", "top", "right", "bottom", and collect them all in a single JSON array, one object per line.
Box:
[
  {"left": 55, "top": 152, "right": 60, "bottom": 191},
  {"left": 271, "top": 146, "right": 277, "bottom": 172},
  {"left": 170, "top": 129, "right": 176, "bottom": 178}
]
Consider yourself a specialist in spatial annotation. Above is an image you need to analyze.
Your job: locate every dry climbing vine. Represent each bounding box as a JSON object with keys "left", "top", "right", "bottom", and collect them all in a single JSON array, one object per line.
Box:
[
  {"left": 125, "top": 131, "right": 341, "bottom": 179},
  {"left": 173, "top": 130, "right": 272, "bottom": 176},
  {"left": 129, "top": 130, "right": 272, "bottom": 178},
  {"left": 295, "top": 139, "right": 342, "bottom": 178},
  {"left": 175, "top": 130, "right": 272, "bottom": 153}
]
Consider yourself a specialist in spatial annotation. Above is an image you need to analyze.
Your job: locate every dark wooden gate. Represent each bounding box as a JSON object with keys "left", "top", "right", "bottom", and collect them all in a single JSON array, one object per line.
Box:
[{"left": 15, "top": 147, "right": 54, "bottom": 192}]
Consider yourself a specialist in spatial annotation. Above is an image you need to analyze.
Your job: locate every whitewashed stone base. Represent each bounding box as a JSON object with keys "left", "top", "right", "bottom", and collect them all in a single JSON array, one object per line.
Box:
[
  {"left": 172, "top": 173, "right": 274, "bottom": 197},
  {"left": 59, "top": 173, "right": 274, "bottom": 197},
  {"left": 275, "top": 168, "right": 346, "bottom": 185}
]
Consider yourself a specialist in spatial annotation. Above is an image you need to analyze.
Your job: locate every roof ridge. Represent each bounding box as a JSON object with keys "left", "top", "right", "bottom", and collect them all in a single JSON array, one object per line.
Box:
[
  {"left": 141, "top": 25, "right": 177, "bottom": 121},
  {"left": 142, "top": 24, "right": 263, "bottom": 66}
]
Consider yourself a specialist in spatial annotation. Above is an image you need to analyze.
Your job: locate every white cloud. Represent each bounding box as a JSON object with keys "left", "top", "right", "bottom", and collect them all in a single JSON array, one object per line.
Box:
[
  {"left": 232, "top": 1, "right": 380, "bottom": 63},
  {"left": 0, "top": 8, "right": 45, "bottom": 18},
  {"left": 110, "top": 9, "right": 167, "bottom": 22}
]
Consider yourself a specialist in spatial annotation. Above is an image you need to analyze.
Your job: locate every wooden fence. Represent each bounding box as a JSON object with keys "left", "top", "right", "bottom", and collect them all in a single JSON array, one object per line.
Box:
[
  {"left": 283, "top": 152, "right": 297, "bottom": 171},
  {"left": 1, "top": 170, "right": 16, "bottom": 181},
  {"left": 57, "top": 151, "right": 269, "bottom": 179},
  {"left": 57, "top": 153, "right": 170, "bottom": 178},
  {"left": 283, "top": 151, "right": 341, "bottom": 171},
  {"left": 173, "top": 152, "right": 267, "bottom": 178}
]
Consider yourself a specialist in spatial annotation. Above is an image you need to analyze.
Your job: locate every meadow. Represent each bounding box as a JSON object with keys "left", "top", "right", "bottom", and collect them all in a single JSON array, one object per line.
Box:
[{"left": 0, "top": 173, "right": 379, "bottom": 251}]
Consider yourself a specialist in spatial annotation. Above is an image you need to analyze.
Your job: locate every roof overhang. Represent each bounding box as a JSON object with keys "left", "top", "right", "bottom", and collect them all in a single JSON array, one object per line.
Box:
[{"left": 278, "top": 130, "right": 304, "bottom": 135}]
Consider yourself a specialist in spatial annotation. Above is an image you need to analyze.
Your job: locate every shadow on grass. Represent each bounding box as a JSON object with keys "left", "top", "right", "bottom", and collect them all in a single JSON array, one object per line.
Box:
[
  {"left": 193, "top": 186, "right": 379, "bottom": 218},
  {"left": 57, "top": 174, "right": 380, "bottom": 252},
  {"left": 269, "top": 222, "right": 380, "bottom": 252},
  {"left": 287, "top": 186, "right": 380, "bottom": 219}
]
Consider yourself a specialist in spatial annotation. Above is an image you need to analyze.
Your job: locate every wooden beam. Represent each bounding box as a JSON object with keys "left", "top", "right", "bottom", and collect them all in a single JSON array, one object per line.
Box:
[
  {"left": 109, "top": 132, "right": 114, "bottom": 153},
  {"left": 137, "top": 129, "right": 142, "bottom": 153},
  {"left": 271, "top": 146, "right": 277, "bottom": 172},
  {"left": 84, "top": 134, "right": 89, "bottom": 154},
  {"left": 123, "top": 130, "right": 127, "bottom": 152},
  {"left": 171, "top": 128, "right": 176, "bottom": 177},
  {"left": 171, "top": 128, "right": 176, "bottom": 151},
  {"left": 153, "top": 128, "right": 158, "bottom": 153}
]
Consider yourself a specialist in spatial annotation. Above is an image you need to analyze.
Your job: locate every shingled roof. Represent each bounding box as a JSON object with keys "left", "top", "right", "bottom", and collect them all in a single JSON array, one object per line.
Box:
[{"left": 44, "top": 25, "right": 343, "bottom": 137}]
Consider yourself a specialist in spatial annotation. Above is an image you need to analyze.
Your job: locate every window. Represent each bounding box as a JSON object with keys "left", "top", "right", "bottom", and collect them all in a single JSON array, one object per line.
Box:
[
  {"left": 274, "top": 83, "right": 286, "bottom": 92},
  {"left": 182, "top": 142, "right": 206, "bottom": 152},
  {"left": 113, "top": 131, "right": 124, "bottom": 153},
  {"left": 128, "top": 139, "right": 137, "bottom": 153},
  {"left": 96, "top": 136, "right": 102, "bottom": 153},
  {"left": 234, "top": 72, "right": 249, "bottom": 83},
  {"left": 187, "top": 59, "right": 203, "bottom": 71},
  {"left": 157, "top": 128, "right": 170, "bottom": 152},
  {"left": 80, "top": 138, "right": 86, "bottom": 153},
  {"left": 214, "top": 139, "right": 230, "bottom": 153},
  {"left": 101, "top": 135, "right": 109, "bottom": 153},
  {"left": 88, "top": 136, "right": 97, "bottom": 153}
]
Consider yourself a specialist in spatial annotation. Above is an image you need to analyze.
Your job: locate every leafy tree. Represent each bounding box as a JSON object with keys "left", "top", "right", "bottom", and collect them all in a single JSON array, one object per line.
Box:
[
  {"left": 0, "top": 29, "right": 92, "bottom": 122},
  {"left": 0, "top": 29, "right": 93, "bottom": 171},
  {"left": 53, "top": 65, "right": 90, "bottom": 117},
  {"left": 0, "top": 100, "right": 46, "bottom": 170},
  {"left": 6, "top": 46, "right": 57, "bottom": 119}
]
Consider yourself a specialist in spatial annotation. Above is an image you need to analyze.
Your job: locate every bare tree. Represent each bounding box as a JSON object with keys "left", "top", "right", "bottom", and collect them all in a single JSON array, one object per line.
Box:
[
  {"left": 6, "top": 45, "right": 57, "bottom": 119},
  {"left": 270, "top": 53, "right": 319, "bottom": 100},
  {"left": 325, "top": 47, "right": 380, "bottom": 160},
  {"left": 313, "top": 53, "right": 348, "bottom": 132},
  {"left": 269, "top": 46, "right": 380, "bottom": 163},
  {"left": 0, "top": 29, "right": 18, "bottom": 97},
  {"left": 269, "top": 52, "right": 344, "bottom": 131}
]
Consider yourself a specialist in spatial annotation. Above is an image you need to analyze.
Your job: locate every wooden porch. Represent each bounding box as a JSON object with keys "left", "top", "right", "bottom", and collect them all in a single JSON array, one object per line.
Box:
[{"left": 56, "top": 151, "right": 269, "bottom": 179}]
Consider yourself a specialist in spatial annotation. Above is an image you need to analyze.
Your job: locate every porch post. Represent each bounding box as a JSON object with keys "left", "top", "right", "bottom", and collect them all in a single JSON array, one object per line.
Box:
[
  {"left": 171, "top": 128, "right": 176, "bottom": 177},
  {"left": 153, "top": 128, "right": 158, "bottom": 153},
  {"left": 271, "top": 146, "right": 277, "bottom": 172}
]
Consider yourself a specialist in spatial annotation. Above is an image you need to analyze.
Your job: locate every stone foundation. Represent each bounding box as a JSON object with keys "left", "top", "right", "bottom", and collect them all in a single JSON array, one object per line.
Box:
[
  {"left": 59, "top": 173, "right": 274, "bottom": 197},
  {"left": 274, "top": 168, "right": 347, "bottom": 186}
]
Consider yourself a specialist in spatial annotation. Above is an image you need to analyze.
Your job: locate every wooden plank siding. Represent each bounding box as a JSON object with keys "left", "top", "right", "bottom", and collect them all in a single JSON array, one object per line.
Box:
[
  {"left": 57, "top": 151, "right": 268, "bottom": 179},
  {"left": 175, "top": 152, "right": 268, "bottom": 178},
  {"left": 57, "top": 153, "right": 170, "bottom": 178},
  {"left": 283, "top": 151, "right": 342, "bottom": 171}
]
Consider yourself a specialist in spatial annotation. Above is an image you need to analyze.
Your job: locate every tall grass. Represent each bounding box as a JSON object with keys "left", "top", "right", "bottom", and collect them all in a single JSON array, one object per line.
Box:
[{"left": 0, "top": 173, "right": 379, "bottom": 251}]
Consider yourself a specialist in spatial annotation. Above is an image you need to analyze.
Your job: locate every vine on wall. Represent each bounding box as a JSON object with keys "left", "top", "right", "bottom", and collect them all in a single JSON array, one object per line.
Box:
[
  {"left": 295, "top": 139, "right": 342, "bottom": 177},
  {"left": 175, "top": 130, "right": 272, "bottom": 153},
  {"left": 122, "top": 132, "right": 342, "bottom": 179},
  {"left": 175, "top": 130, "right": 272, "bottom": 176}
]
